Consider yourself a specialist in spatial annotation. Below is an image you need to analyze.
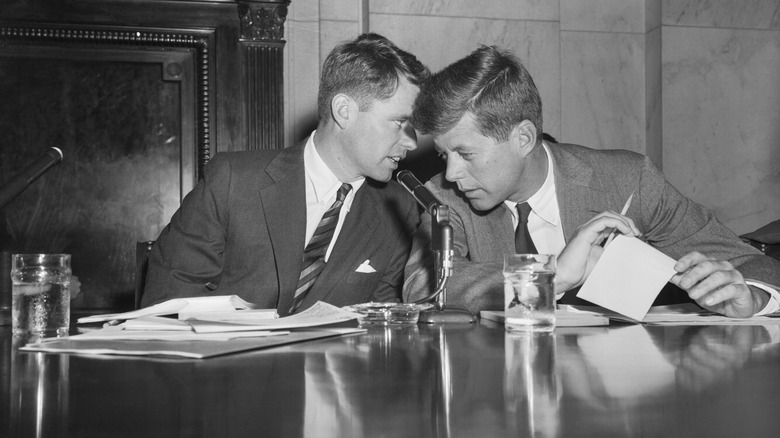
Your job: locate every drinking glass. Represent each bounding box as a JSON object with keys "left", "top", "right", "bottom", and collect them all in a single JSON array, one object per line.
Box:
[
  {"left": 503, "top": 254, "right": 556, "bottom": 332},
  {"left": 11, "top": 254, "right": 71, "bottom": 337}
]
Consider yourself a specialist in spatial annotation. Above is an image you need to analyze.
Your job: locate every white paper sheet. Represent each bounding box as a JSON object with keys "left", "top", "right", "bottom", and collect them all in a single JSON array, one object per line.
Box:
[
  {"left": 77, "top": 295, "right": 268, "bottom": 324},
  {"left": 187, "top": 301, "right": 362, "bottom": 333},
  {"left": 576, "top": 235, "right": 677, "bottom": 321},
  {"left": 64, "top": 326, "right": 287, "bottom": 341}
]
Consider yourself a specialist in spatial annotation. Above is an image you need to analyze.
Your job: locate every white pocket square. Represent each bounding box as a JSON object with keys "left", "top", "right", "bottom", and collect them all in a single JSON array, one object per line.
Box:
[{"left": 355, "top": 259, "right": 376, "bottom": 273}]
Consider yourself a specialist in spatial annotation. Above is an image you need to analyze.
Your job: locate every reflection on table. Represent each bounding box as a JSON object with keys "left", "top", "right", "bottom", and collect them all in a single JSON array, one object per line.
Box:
[{"left": 3, "top": 319, "right": 780, "bottom": 437}]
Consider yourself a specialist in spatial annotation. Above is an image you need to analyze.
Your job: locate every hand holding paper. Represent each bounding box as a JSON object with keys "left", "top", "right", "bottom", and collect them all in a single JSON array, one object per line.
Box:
[
  {"left": 555, "top": 211, "right": 641, "bottom": 294},
  {"left": 671, "top": 251, "right": 766, "bottom": 318},
  {"left": 577, "top": 235, "right": 677, "bottom": 321}
]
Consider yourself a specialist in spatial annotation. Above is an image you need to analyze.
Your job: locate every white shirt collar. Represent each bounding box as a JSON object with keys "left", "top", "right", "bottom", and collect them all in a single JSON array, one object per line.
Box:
[
  {"left": 503, "top": 142, "right": 560, "bottom": 227},
  {"left": 304, "top": 132, "right": 365, "bottom": 206}
]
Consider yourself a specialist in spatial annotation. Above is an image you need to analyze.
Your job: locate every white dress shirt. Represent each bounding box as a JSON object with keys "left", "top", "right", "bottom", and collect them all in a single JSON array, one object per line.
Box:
[
  {"left": 303, "top": 133, "right": 365, "bottom": 261},
  {"left": 503, "top": 143, "right": 566, "bottom": 256},
  {"left": 503, "top": 143, "right": 780, "bottom": 315}
]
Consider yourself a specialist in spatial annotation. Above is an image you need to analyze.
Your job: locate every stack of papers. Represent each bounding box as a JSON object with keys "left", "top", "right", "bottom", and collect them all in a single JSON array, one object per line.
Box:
[
  {"left": 480, "top": 306, "right": 610, "bottom": 327},
  {"left": 22, "top": 299, "right": 365, "bottom": 358},
  {"left": 603, "top": 303, "right": 780, "bottom": 326},
  {"left": 77, "top": 295, "right": 277, "bottom": 324}
]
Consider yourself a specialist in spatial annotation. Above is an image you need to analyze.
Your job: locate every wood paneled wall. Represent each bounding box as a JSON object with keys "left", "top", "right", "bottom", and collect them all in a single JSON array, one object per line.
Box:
[{"left": 0, "top": 0, "right": 289, "bottom": 310}]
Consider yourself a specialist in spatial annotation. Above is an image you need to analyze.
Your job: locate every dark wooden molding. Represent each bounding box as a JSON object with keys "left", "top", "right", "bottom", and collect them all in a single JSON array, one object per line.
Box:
[
  {"left": 237, "top": 1, "right": 289, "bottom": 42},
  {"left": 237, "top": 1, "right": 288, "bottom": 150},
  {"left": 0, "top": 22, "right": 213, "bottom": 178},
  {"left": 0, "top": 1, "right": 290, "bottom": 309}
]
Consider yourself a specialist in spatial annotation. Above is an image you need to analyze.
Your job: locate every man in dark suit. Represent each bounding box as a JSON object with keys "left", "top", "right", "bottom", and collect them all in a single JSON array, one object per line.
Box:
[
  {"left": 404, "top": 45, "right": 780, "bottom": 318},
  {"left": 142, "top": 33, "right": 429, "bottom": 315}
]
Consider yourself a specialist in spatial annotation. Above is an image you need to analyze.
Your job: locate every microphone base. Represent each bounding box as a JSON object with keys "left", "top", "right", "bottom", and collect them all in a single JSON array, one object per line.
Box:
[{"left": 418, "top": 305, "right": 476, "bottom": 324}]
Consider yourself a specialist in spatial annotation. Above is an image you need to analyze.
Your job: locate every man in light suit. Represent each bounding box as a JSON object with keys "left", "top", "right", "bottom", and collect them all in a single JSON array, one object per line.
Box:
[
  {"left": 142, "top": 33, "right": 429, "bottom": 315},
  {"left": 404, "top": 46, "right": 780, "bottom": 318}
]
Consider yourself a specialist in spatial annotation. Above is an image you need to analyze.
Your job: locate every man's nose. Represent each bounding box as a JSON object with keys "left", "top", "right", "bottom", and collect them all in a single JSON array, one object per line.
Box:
[
  {"left": 400, "top": 124, "right": 418, "bottom": 151},
  {"left": 444, "top": 158, "right": 463, "bottom": 182}
]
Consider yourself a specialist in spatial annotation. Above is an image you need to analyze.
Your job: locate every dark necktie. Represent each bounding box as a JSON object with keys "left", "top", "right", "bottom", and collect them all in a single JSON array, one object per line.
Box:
[
  {"left": 515, "top": 202, "right": 538, "bottom": 254},
  {"left": 291, "top": 183, "right": 352, "bottom": 313}
]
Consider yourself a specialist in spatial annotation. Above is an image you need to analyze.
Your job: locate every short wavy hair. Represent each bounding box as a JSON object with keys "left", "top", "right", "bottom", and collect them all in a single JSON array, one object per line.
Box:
[
  {"left": 318, "top": 33, "right": 430, "bottom": 120},
  {"left": 411, "top": 46, "right": 542, "bottom": 143}
]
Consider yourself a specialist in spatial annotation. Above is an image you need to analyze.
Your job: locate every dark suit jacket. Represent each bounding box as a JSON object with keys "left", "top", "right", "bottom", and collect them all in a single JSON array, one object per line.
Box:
[
  {"left": 404, "top": 143, "right": 780, "bottom": 312},
  {"left": 143, "top": 142, "right": 419, "bottom": 316}
]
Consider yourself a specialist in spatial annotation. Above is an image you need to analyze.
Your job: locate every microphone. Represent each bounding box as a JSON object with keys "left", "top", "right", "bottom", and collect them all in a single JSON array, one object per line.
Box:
[
  {"left": 0, "top": 147, "right": 64, "bottom": 209},
  {"left": 396, "top": 170, "right": 442, "bottom": 215}
]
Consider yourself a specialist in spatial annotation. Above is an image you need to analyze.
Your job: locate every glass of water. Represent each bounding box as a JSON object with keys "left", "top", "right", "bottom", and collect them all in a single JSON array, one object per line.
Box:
[
  {"left": 11, "top": 254, "right": 71, "bottom": 337},
  {"left": 503, "top": 254, "right": 556, "bottom": 333}
]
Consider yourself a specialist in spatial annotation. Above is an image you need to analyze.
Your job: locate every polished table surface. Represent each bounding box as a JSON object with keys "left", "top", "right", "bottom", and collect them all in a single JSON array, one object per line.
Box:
[{"left": 3, "top": 317, "right": 780, "bottom": 438}]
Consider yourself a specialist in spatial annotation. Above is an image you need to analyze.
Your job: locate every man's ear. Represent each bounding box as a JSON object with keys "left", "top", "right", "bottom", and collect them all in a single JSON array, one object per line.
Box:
[
  {"left": 331, "top": 94, "right": 355, "bottom": 130},
  {"left": 511, "top": 120, "right": 538, "bottom": 157}
]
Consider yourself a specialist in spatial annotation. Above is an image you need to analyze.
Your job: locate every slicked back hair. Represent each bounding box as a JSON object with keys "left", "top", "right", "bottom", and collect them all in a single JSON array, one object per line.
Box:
[
  {"left": 411, "top": 46, "right": 542, "bottom": 143},
  {"left": 317, "top": 33, "right": 429, "bottom": 122}
]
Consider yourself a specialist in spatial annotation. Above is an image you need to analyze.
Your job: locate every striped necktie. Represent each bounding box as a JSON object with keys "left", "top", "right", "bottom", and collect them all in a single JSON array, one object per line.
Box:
[
  {"left": 290, "top": 183, "right": 352, "bottom": 313},
  {"left": 515, "top": 202, "right": 538, "bottom": 254}
]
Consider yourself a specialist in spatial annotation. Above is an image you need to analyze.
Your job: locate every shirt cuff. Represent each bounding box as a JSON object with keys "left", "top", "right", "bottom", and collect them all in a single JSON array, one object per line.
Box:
[{"left": 747, "top": 280, "right": 780, "bottom": 316}]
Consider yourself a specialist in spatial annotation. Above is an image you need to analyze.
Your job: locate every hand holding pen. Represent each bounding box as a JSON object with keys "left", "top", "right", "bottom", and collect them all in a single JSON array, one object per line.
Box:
[
  {"left": 603, "top": 191, "right": 635, "bottom": 247},
  {"left": 555, "top": 193, "right": 641, "bottom": 293}
]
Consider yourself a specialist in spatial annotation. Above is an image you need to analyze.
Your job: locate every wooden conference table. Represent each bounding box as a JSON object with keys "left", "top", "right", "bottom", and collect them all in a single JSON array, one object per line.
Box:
[{"left": 2, "top": 315, "right": 780, "bottom": 438}]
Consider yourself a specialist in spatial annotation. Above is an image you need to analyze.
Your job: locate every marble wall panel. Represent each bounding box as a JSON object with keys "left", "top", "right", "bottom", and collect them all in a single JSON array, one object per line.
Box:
[
  {"left": 285, "top": 0, "right": 321, "bottom": 145},
  {"left": 560, "top": 31, "right": 649, "bottom": 156},
  {"left": 645, "top": 26, "right": 662, "bottom": 167},
  {"left": 319, "top": 20, "right": 361, "bottom": 61},
  {"left": 663, "top": 0, "right": 780, "bottom": 29},
  {"left": 369, "top": 0, "right": 558, "bottom": 21},
  {"left": 371, "top": 13, "right": 562, "bottom": 138},
  {"left": 662, "top": 26, "right": 780, "bottom": 234},
  {"left": 321, "top": 0, "right": 361, "bottom": 21},
  {"left": 561, "top": 0, "right": 652, "bottom": 33}
]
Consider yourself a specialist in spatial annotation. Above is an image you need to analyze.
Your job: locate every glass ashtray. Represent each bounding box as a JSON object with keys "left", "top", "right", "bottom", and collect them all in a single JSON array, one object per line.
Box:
[{"left": 348, "top": 302, "right": 428, "bottom": 326}]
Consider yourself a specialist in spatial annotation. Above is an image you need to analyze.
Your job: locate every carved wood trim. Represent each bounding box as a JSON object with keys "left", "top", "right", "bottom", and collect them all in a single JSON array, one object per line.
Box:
[
  {"left": 238, "top": 1, "right": 289, "bottom": 42},
  {"left": 236, "top": 1, "right": 288, "bottom": 150},
  {"left": 0, "top": 22, "right": 213, "bottom": 179}
]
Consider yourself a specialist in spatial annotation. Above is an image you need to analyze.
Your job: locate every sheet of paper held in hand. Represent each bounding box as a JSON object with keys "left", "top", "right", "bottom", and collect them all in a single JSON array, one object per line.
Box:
[{"left": 577, "top": 235, "right": 677, "bottom": 321}]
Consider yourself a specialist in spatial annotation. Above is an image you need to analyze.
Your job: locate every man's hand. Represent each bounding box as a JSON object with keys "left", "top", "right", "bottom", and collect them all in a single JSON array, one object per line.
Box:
[
  {"left": 555, "top": 212, "right": 640, "bottom": 293},
  {"left": 670, "top": 251, "right": 768, "bottom": 318}
]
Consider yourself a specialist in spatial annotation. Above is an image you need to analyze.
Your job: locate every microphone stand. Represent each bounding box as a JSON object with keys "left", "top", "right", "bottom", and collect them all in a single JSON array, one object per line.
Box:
[{"left": 417, "top": 205, "right": 475, "bottom": 324}]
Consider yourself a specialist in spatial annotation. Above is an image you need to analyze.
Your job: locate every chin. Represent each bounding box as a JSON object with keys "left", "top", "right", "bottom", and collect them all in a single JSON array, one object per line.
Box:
[
  {"left": 467, "top": 197, "right": 500, "bottom": 212},
  {"left": 369, "top": 170, "right": 393, "bottom": 182}
]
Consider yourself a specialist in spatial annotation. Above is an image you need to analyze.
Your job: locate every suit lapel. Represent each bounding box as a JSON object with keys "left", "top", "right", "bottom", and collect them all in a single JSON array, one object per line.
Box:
[
  {"left": 548, "top": 145, "right": 611, "bottom": 241},
  {"left": 261, "top": 143, "right": 307, "bottom": 314}
]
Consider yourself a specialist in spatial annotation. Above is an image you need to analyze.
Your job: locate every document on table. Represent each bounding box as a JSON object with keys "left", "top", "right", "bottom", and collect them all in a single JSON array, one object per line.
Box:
[
  {"left": 73, "top": 302, "right": 362, "bottom": 337},
  {"left": 577, "top": 235, "right": 677, "bottom": 321},
  {"left": 21, "top": 302, "right": 366, "bottom": 358},
  {"left": 480, "top": 306, "right": 610, "bottom": 327},
  {"left": 186, "top": 301, "right": 363, "bottom": 333},
  {"left": 77, "top": 295, "right": 275, "bottom": 324},
  {"left": 20, "top": 328, "right": 365, "bottom": 359},
  {"left": 609, "top": 303, "right": 780, "bottom": 326}
]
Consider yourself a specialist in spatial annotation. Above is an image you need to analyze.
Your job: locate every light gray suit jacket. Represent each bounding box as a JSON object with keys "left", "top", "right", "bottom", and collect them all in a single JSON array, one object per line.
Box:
[
  {"left": 143, "top": 141, "right": 419, "bottom": 316},
  {"left": 403, "top": 143, "right": 780, "bottom": 312}
]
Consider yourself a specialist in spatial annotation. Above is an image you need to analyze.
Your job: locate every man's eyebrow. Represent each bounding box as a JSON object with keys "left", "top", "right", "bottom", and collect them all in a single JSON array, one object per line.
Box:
[{"left": 389, "top": 109, "right": 411, "bottom": 119}]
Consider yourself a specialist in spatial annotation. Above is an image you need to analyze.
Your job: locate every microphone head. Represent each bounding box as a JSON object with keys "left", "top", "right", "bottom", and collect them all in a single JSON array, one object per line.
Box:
[
  {"left": 49, "top": 147, "right": 64, "bottom": 162},
  {"left": 396, "top": 170, "right": 421, "bottom": 191}
]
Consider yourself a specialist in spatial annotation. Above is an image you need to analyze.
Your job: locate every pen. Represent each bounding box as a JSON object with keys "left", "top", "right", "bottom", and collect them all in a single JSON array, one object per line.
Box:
[{"left": 604, "top": 191, "right": 634, "bottom": 247}]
